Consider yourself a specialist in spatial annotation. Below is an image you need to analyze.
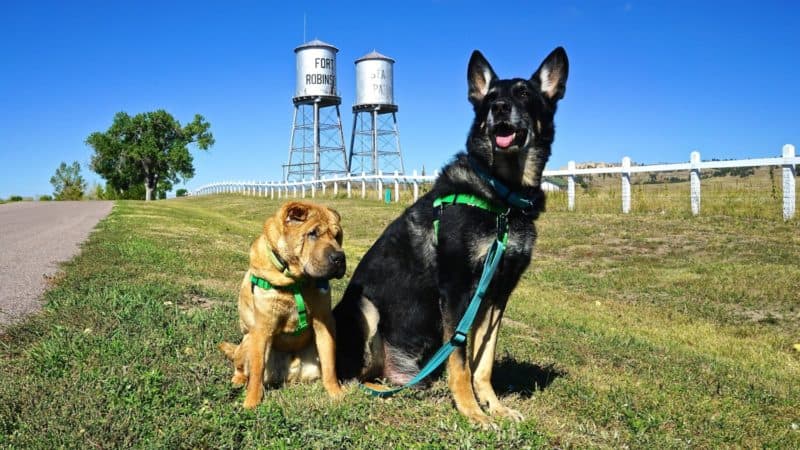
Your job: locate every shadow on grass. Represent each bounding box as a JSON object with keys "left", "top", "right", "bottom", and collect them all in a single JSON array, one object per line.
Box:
[{"left": 492, "top": 356, "right": 566, "bottom": 399}]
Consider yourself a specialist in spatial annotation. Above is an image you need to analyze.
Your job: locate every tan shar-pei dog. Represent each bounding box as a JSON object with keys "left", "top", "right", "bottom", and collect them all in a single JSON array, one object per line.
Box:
[{"left": 219, "top": 201, "right": 346, "bottom": 408}]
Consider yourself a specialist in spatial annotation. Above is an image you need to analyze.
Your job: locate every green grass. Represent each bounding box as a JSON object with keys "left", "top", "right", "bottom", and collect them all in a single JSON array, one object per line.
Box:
[{"left": 1, "top": 195, "right": 798, "bottom": 448}]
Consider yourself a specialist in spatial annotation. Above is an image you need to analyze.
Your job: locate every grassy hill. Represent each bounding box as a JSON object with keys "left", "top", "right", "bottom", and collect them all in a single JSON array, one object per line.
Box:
[{"left": 1, "top": 195, "right": 798, "bottom": 448}]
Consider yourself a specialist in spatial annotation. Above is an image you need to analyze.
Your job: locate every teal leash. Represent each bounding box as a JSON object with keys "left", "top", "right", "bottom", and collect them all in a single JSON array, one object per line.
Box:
[{"left": 360, "top": 195, "right": 510, "bottom": 398}]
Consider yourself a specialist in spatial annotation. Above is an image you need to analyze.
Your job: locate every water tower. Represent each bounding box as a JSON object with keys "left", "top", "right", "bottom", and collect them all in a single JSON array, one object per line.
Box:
[
  {"left": 284, "top": 39, "right": 349, "bottom": 182},
  {"left": 348, "top": 51, "right": 405, "bottom": 176}
]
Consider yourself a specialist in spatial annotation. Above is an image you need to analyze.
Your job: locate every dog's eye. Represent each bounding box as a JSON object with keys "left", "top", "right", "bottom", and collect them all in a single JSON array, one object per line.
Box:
[
  {"left": 515, "top": 87, "right": 528, "bottom": 99},
  {"left": 307, "top": 229, "right": 318, "bottom": 240}
]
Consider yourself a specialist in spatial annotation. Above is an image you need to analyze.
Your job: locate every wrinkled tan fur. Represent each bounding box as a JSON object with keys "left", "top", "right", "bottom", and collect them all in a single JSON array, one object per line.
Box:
[{"left": 219, "top": 201, "right": 344, "bottom": 408}]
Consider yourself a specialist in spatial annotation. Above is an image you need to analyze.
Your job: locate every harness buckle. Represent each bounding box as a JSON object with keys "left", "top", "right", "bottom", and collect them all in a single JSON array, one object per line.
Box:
[
  {"left": 496, "top": 211, "right": 509, "bottom": 242},
  {"left": 450, "top": 331, "right": 468, "bottom": 347}
]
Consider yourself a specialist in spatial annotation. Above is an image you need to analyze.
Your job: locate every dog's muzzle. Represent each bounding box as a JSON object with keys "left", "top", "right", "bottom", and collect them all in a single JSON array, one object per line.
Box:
[
  {"left": 491, "top": 122, "right": 528, "bottom": 151},
  {"left": 328, "top": 251, "right": 346, "bottom": 279},
  {"left": 488, "top": 102, "right": 528, "bottom": 151}
]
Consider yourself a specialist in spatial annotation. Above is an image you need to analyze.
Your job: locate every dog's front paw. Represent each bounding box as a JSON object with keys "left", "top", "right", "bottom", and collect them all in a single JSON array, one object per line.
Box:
[
  {"left": 324, "top": 382, "right": 345, "bottom": 400},
  {"left": 490, "top": 404, "right": 524, "bottom": 422},
  {"left": 242, "top": 392, "right": 262, "bottom": 409},
  {"left": 464, "top": 409, "right": 497, "bottom": 430},
  {"left": 231, "top": 372, "right": 247, "bottom": 387}
]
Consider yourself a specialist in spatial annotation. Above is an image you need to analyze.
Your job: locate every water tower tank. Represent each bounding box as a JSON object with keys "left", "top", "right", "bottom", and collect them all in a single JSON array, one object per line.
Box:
[
  {"left": 294, "top": 39, "right": 339, "bottom": 101},
  {"left": 355, "top": 51, "right": 395, "bottom": 107}
]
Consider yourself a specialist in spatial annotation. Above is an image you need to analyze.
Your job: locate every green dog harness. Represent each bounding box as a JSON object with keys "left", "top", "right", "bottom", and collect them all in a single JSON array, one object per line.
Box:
[
  {"left": 432, "top": 193, "right": 509, "bottom": 246},
  {"left": 249, "top": 243, "right": 329, "bottom": 336},
  {"left": 250, "top": 273, "right": 309, "bottom": 336}
]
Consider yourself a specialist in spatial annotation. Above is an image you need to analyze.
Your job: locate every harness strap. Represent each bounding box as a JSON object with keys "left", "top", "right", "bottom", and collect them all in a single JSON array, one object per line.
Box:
[
  {"left": 467, "top": 157, "right": 539, "bottom": 216},
  {"left": 267, "top": 246, "right": 293, "bottom": 278},
  {"left": 250, "top": 274, "right": 309, "bottom": 335},
  {"left": 432, "top": 193, "right": 509, "bottom": 246}
]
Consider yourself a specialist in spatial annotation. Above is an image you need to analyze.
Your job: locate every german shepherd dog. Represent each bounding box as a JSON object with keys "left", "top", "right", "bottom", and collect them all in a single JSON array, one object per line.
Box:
[{"left": 333, "top": 47, "right": 568, "bottom": 426}]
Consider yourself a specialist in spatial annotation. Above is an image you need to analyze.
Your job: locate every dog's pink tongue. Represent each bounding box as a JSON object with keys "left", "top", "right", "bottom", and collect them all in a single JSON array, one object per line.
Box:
[{"left": 495, "top": 133, "right": 516, "bottom": 148}]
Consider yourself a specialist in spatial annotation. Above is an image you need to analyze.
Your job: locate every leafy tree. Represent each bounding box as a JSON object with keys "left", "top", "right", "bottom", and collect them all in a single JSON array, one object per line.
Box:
[
  {"left": 86, "top": 110, "right": 214, "bottom": 201},
  {"left": 175, "top": 188, "right": 188, "bottom": 197},
  {"left": 50, "top": 161, "right": 87, "bottom": 200}
]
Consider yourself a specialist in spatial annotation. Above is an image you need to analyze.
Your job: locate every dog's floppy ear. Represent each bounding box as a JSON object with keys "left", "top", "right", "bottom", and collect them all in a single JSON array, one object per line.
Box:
[
  {"left": 282, "top": 202, "right": 309, "bottom": 225},
  {"left": 532, "top": 47, "right": 569, "bottom": 103},
  {"left": 327, "top": 207, "right": 341, "bottom": 223},
  {"left": 468, "top": 50, "right": 497, "bottom": 106}
]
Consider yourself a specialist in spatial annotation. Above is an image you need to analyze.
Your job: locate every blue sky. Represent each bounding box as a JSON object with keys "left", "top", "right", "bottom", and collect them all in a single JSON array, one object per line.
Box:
[{"left": 1, "top": 1, "right": 798, "bottom": 198}]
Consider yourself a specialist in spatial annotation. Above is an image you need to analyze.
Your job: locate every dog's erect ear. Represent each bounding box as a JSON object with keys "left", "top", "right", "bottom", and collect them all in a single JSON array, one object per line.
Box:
[
  {"left": 283, "top": 202, "right": 309, "bottom": 225},
  {"left": 532, "top": 47, "right": 569, "bottom": 103},
  {"left": 468, "top": 50, "right": 497, "bottom": 106}
]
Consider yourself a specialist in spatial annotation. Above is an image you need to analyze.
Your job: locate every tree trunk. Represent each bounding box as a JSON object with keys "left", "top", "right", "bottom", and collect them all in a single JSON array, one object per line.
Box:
[{"left": 144, "top": 174, "right": 157, "bottom": 201}]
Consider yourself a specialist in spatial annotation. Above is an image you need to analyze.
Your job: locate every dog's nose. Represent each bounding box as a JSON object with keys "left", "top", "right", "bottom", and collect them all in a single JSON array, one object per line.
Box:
[
  {"left": 329, "top": 251, "right": 345, "bottom": 268},
  {"left": 491, "top": 101, "right": 510, "bottom": 115}
]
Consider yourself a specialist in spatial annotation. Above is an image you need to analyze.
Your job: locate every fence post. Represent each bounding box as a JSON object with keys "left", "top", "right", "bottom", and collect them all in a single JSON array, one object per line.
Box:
[
  {"left": 322, "top": 179, "right": 326, "bottom": 196},
  {"left": 377, "top": 171, "right": 383, "bottom": 200},
  {"left": 361, "top": 172, "right": 366, "bottom": 199},
  {"left": 690, "top": 151, "right": 701, "bottom": 216},
  {"left": 347, "top": 174, "right": 352, "bottom": 198},
  {"left": 394, "top": 171, "right": 400, "bottom": 202},
  {"left": 567, "top": 160, "right": 576, "bottom": 211},
  {"left": 413, "top": 170, "right": 419, "bottom": 202},
  {"left": 333, "top": 180, "right": 338, "bottom": 197},
  {"left": 312, "top": 182, "right": 316, "bottom": 198},
  {"left": 621, "top": 157, "right": 631, "bottom": 214},
  {"left": 783, "top": 144, "right": 796, "bottom": 220}
]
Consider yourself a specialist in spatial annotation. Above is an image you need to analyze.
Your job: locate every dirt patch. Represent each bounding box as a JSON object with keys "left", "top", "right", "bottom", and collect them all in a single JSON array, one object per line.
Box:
[{"left": 177, "top": 293, "right": 226, "bottom": 312}]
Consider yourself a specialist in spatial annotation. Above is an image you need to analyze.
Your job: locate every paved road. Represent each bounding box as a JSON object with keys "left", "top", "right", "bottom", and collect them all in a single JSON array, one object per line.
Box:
[{"left": 0, "top": 201, "right": 113, "bottom": 330}]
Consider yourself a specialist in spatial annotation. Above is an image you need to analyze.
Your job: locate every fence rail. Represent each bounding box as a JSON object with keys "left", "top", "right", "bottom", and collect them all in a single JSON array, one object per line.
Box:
[{"left": 193, "top": 144, "right": 797, "bottom": 220}]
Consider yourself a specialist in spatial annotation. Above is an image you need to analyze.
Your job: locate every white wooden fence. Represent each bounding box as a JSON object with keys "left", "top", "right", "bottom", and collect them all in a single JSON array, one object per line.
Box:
[{"left": 193, "top": 144, "right": 798, "bottom": 220}]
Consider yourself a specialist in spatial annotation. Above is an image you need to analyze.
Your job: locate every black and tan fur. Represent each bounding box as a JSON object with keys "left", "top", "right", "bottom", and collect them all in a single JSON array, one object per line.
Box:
[{"left": 333, "top": 48, "right": 568, "bottom": 426}]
